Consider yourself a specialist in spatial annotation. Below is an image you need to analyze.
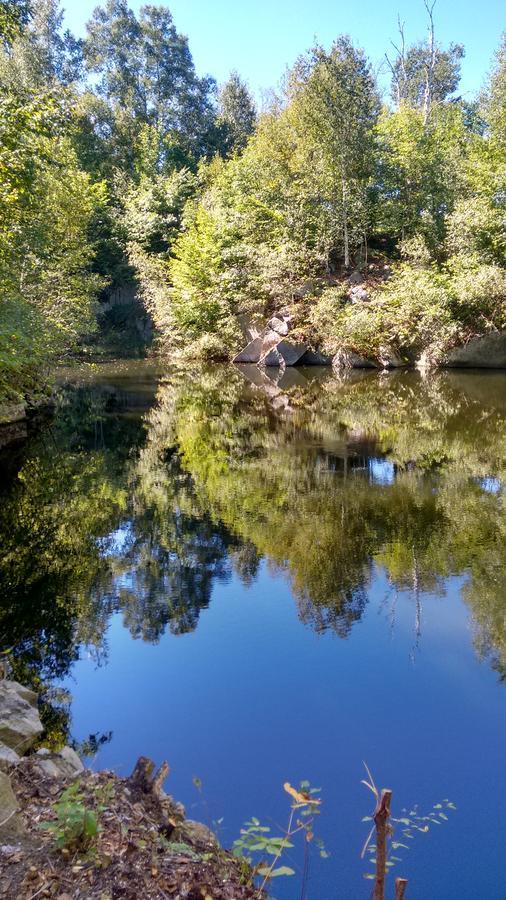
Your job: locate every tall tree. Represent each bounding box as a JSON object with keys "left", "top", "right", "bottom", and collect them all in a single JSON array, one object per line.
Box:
[
  {"left": 289, "top": 38, "right": 379, "bottom": 268},
  {"left": 84, "top": 1, "right": 217, "bottom": 159},
  {"left": 386, "top": 4, "right": 464, "bottom": 121},
  {"left": 0, "top": 0, "right": 82, "bottom": 89},
  {"left": 217, "top": 71, "right": 256, "bottom": 154},
  {"left": 0, "top": 0, "right": 30, "bottom": 49}
]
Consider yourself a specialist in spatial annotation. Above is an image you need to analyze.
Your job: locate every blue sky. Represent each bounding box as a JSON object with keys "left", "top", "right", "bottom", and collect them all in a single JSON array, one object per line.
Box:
[{"left": 63, "top": 0, "right": 504, "bottom": 102}]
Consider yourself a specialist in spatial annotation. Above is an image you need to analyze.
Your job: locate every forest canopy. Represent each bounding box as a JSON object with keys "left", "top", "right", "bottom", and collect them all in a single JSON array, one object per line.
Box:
[{"left": 0, "top": 0, "right": 505, "bottom": 399}]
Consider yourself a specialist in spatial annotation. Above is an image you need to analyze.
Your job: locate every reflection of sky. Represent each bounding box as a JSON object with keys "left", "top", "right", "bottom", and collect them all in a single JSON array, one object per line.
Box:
[
  {"left": 478, "top": 476, "right": 502, "bottom": 495},
  {"left": 97, "top": 523, "right": 134, "bottom": 558},
  {"left": 368, "top": 458, "right": 395, "bottom": 486},
  {"left": 62, "top": 561, "right": 506, "bottom": 900}
]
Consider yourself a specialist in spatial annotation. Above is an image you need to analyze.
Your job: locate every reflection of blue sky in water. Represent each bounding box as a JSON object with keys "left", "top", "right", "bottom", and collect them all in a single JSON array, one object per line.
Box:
[
  {"left": 478, "top": 476, "right": 502, "bottom": 495},
  {"left": 63, "top": 562, "right": 506, "bottom": 900},
  {"left": 368, "top": 458, "right": 396, "bottom": 486},
  {"left": 3, "top": 362, "right": 505, "bottom": 900},
  {"left": 97, "top": 523, "right": 134, "bottom": 557}
]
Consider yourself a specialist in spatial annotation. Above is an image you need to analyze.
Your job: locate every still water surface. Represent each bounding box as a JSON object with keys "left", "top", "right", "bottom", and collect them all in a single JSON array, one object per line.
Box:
[{"left": 1, "top": 362, "right": 505, "bottom": 899}]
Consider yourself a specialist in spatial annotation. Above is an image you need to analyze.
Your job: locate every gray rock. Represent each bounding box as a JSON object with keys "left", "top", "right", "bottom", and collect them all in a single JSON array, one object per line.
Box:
[
  {"left": 2, "top": 682, "right": 38, "bottom": 708},
  {"left": 348, "top": 270, "right": 365, "bottom": 285},
  {"left": 0, "top": 771, "right": 23, "bottom": 840},
  {"left": 0, "top": 403, "right": 26, "bottom": 425},
  {"left": 181, "top": 819, "right": 218, "bottom": 848},
  {"left": 262, "top": 348, "right": 284, "bottom": 367},
  {"left": 233, "top": 328, "right": 281, "bottom": 364},
  {"left": 298, "top": 349, "right": 332, "bottom": 365},
  {"left": 0, "top": 682, "right": 43, "bottom": 753},
  {"left": 333, "top": 349, "right": 378, "bottom": 370},
  {"left": 378, "top": 346, "right": 412, "bottom": 369},
  {"left": 350, "top": 286, "right": 368, "bottom": 303},
  {"left": 0, "top": 742, "right": 20, "bottom": 772},
  {"left": 273, "top": 340, "right": 309, "bottom": 367},
  {"left": 35, "top": 746, "right": 84, "bottom": 779},
  {"left": 441, "top": 332, "right": 506, "bottom": 369},
  {"left": 268, "top": 316, "right": 290, "bottom": 336}
]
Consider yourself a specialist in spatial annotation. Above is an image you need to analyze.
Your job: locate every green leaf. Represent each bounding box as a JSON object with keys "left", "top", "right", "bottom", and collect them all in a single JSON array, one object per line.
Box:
[{"left": 270, "top": 866, "right": 295, "bottom": 877}]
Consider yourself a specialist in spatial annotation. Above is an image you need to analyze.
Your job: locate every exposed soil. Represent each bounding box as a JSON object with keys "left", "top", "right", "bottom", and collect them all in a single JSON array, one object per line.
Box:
[{"left": 0, "top": 757, "right": 262, "bottom": 900}]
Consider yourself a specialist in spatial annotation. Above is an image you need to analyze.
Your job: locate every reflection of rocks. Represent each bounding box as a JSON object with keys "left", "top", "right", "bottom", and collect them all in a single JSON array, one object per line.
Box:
[{"left": 0, "top": 681, "right": 43, "bottom": 753}]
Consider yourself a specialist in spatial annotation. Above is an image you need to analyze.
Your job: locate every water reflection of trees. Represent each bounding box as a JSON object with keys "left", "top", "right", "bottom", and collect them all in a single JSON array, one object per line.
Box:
[
  {"left": 150, "top": 367, "right": 505, "bottom": 671},
  {"left": 0, "top": 364, "right": 505, "bottom": 745}
]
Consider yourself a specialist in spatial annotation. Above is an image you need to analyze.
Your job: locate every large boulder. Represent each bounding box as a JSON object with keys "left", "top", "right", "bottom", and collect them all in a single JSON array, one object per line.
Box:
[
  {"left": 267, "top": 316, "right": 290, "bottom": 336},
  {"left": 378, "top": 346, "right": 413, "bottom": 369},
  {"left": 348, "top": 270, "right": 365, "bottom": 286},
  {"left": 269, "top": 340, "right": 308, "bottom": 367},
  {"left": 233, "top": 328, "right": 281, "bottom": 364},
  {"left": 441, "top": 332, "right": 506, "bottom": 368},
  {"left": 333, "top": 349, "right": 378, "bottom": 370},
  {"left": 0, "top": 681, "right": 43, "bottom": 753}
]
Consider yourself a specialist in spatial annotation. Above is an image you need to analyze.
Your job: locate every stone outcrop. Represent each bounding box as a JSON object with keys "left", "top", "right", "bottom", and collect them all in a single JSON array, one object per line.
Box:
[
  {"left": 333, "top": 349, "right": 378, "bottom": 370},
  {"left": 234, "top": 310, "right": 331, "bottom": 369},
  {"left": 236, "top": 304, "right": 506, "bottom": 372},
  {"left": 378, "top": 346, "right": 414, "bottom": 369},
  {"left": 233, "top": 328, "right": 282, "bottom": 364},
  {"left": 441, "top": 332, "right": 506, "bottom": 368},
  {"left": 262, "top": 340, "right": 308, "bottom": 367},
  {"left": 0, "top": 681, "right": 43, "bottom": 753}
]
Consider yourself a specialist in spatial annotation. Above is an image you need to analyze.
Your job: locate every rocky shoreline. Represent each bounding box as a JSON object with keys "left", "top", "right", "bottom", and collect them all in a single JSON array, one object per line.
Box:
[
  {"left": 0, "top": 680, "right": 261, "bottom": 899},
  {"left": 233, "top": 308, "right": 506, "bottom": 372}
]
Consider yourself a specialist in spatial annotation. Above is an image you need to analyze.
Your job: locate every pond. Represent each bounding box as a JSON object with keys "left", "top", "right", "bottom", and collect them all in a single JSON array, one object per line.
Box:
[{"left": 1, "top": 361, "right": 505, "bottom": 899}]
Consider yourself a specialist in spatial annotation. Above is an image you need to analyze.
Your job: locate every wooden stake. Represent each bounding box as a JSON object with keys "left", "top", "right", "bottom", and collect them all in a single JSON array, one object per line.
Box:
[
  {"left": 373, "top": 788, "right": 392, "bottom": 900},
  {"left": 395, "top": 877, "right": 408, "bottom": 899}
]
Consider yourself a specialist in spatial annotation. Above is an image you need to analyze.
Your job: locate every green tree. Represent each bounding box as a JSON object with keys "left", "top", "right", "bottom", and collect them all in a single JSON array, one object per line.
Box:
[
  {"left": 84, "top": 1, "right": 217, "bottom": 161},
  {"left": 386, "top": 5, "right": 464, "bottom": 120},
  {"left": 288, "top": 38, "right": 379, "bottom": 268},
  {"left": 217, "top": 71, "right": 256, "bottom": 154},
  {"left": 0, "top": 0, "right": 82, "bottom": 90}
]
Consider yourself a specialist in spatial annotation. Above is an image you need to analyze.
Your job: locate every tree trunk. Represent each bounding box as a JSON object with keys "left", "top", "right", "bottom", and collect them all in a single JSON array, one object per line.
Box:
[
  {"left": 373, "top": 788, "right": 392, "bottom": 900},
  {"left": 342, "top": 177, "right": 350, "bottom": 268}
]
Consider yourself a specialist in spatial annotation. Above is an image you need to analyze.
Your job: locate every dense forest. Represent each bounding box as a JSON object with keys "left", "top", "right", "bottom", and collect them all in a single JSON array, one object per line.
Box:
[{"left": 0, "top": 0, "right": 505, "bottom": 401}]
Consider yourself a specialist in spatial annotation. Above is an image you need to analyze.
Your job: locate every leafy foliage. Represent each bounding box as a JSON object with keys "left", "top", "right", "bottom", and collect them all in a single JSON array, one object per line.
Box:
[
  {"left": 39, "top": 782, "right": 101, "bottom": 850},
  {"left": 233, "top": 781, "right": 326, "bottom": 891}
]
